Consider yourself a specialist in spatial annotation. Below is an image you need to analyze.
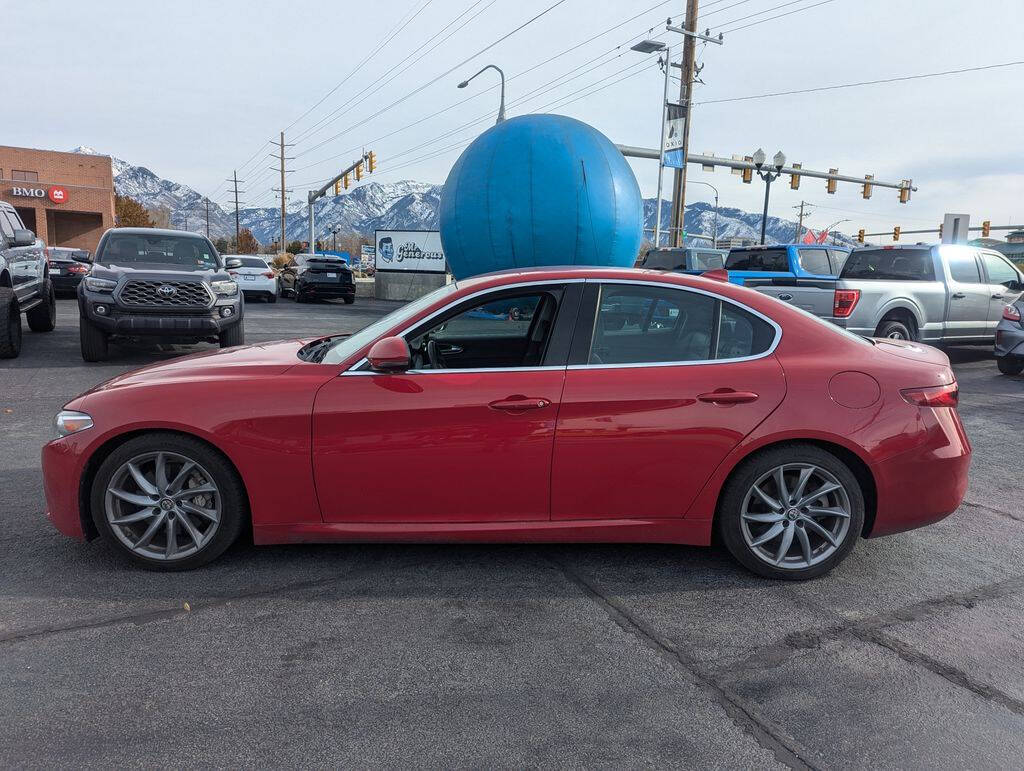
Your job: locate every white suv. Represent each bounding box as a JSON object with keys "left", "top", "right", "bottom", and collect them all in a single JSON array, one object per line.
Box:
[{"left": 225, "top": 255, "right": 279, "bottom": 303}]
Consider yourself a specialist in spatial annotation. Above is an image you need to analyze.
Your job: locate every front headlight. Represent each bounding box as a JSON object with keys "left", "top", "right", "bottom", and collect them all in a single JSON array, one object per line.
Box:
[
  {"left": 55, "top": 410, "right": 94, "bottom": 438},
  {"left": 84, "top": 277, "right": 116, "bottom": 293},
  {"left": 210, "top": 279, "right": 238, "bottom": 296}
]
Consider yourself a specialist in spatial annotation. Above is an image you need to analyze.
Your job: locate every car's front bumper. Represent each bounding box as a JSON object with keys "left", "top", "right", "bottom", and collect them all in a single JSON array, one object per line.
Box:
[
  {"left": 41, "top": 435, "right": 89, "bottom": 540},
  {"left": 995, "top": 318, "right": 1024, "bottom": 358},
  {"left": 80, "top": 290, "right": 243, "bottom": 337}
]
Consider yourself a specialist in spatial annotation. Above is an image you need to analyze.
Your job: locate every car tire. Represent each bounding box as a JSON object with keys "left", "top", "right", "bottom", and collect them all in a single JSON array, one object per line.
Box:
[
  {"left": 79, "top": 317, "right": 109, "bottom": 362},
  {"left": 90, "top": 433, "right": 246, "bottom": 571},
  {"left": 717, "top": 444, "right": 865, "bottom": 580},
  {"left": 295, "top": 291, "right": 307, "bottom": 303},
  {"left": 997, "top": 356, "right": 1024, "bottom": 376},
  {"left": 218, "top": 319, "right": 245, "bottom": 348},
  {"left": 343, "top": 295, "right": 355, "bottom": 305},
  {"left": 267, "top": 290, "right": 278, "bottom": 304},
  {"left": 0, "top": 287, "right": 22, "bottom": 359},
  {"left": 26, "top": 281, "right": 57, "bottom": 332},
  {"left": 875, "top": 319, "right": 912, "bottom": 341}
]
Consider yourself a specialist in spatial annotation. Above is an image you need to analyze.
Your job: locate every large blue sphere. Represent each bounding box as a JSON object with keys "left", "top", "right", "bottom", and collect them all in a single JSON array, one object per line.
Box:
[{"left": 439, "top": 114, "right": 643, "bottom": 280}]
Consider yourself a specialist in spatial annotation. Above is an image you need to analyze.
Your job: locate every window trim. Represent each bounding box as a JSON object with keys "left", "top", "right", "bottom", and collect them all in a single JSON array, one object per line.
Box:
[{"left": 569, "top": 279, "right": 782, "bottom": 370}]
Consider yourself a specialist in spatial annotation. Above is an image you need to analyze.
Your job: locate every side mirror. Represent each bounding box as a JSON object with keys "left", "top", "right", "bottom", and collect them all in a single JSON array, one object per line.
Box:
[
  {"left": 12, "top": 229, "right": 35, "bottom": 248},
  {"left": 1008, "top": 279, "right": 1024, "bottom": 292},
  {"left": 225, "top": 258, "right": 243, "bottom": 269},
  {"left": 367, "top": 336, "right": 411, "bottom": 372}
]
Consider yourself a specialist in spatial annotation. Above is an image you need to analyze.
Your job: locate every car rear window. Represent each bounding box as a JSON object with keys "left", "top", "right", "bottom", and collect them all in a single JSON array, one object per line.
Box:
[
  {"left": 234, "top": 257, "right": 268, "bottom": 268},
  {"left": 840, "top": 248, "right": 935, "bottom": 281},
  {"left": 641, "top": 250, "right": 686, "bottom": 271},
  {"left": 797, "top": 249, "right": 832, "bottom": 275},
  {"left": 725, "top": 248, "right": 788, "bottom": 272}
]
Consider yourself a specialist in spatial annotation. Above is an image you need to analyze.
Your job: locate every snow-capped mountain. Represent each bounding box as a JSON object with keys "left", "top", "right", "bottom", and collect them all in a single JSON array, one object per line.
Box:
[{"left": 73, "top": 146, "right": 852, "bottom": 247}]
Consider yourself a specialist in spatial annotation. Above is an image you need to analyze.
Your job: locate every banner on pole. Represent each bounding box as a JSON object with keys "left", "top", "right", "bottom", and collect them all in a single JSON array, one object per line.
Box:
[{"left": 663, "top": 103, "right": 687, "bottom": 169}]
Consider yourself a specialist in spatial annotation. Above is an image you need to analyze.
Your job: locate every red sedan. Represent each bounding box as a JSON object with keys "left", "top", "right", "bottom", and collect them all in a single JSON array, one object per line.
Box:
[{"left": 42, "top": 267, "right": 970, "bottom": 579}]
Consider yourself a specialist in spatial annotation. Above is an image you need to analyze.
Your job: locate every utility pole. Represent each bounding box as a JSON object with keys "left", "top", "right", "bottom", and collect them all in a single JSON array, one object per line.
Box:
[
  {"left": 227, "top": 170, "right": 244, "bottom": 247},
  {"left": 669, "top": 0, "right": 699, "bottom": 247},
  {"left": 793, "top": 200, "right": 810, "bottom": 243},
  {"left": 279, "top": 132, "right": 288, "bottom": 255},
  {"left": 205, "top": 197, "right": 210, "bottom": 237}
]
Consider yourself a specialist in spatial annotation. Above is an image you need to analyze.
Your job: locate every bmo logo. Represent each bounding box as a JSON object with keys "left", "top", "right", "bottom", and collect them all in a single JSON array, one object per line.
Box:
[
  {"left": 48, "top": 186, "right": 69, "bottom": 204},
  {"left": 10, "top": 185, "right": 70, "bottom": 204}
]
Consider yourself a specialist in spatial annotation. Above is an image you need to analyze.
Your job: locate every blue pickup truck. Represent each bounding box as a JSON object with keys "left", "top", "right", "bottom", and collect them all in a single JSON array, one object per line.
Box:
[{"left": 724, "top": 244, "right": 851, "bottom": 317}]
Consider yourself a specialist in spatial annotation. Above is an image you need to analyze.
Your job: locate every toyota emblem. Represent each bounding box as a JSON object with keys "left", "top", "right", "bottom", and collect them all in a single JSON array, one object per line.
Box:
[{"left": 157, "top": 284, "right": 178, "bottom": 297}]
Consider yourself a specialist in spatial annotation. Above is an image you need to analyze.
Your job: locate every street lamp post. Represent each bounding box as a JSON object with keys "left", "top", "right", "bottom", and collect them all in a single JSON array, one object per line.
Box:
[
  {"left": 630, "top": 39, "right": 671, "bottom": 247},
  {"left": 823, "top": 218, "right": 850, "bottom": 245},
  {"left": 688, "top": 180, "right": 719, "bottom": 248},
  {"left": 753, "top": 148, "right": 786, "bottom": 245},
  {"left": 331, "top": 227, "right": 338, "bottom": 252},
  {"left": 458, "top": 65, "right": 506, "bottom": 124}
]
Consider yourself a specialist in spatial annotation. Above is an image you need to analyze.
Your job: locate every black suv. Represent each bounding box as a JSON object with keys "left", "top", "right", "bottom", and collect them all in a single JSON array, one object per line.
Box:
[
  {"left": 0, "top": 202, "right": 57, "bottom": 358},
  {"left": 77, "top": 228, "right": 244, "bottom": 361},
  {"left": 280, "top": 254, "right": 355, "bottom": 304}
]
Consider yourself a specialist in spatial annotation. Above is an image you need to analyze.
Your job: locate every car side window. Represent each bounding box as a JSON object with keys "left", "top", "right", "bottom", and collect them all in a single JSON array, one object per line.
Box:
[
  {"left": 981, "top": 253, "right": 1020, "bottom": 287},
  {"left": 406, "top": 291, "right": 555, "bottom": 370},
  {"left": 947, "top": 253, "right": 982, "bottom": 283},
  {"left": 798, "top": 249, "right": 831, "bottom": 275},
  {"left": 0, "top": 211, "right": 14, "bottom": 241},
  {"left": 827, "top": 249, "right": 850, "bottom": 275},
  {"left": 589, "top": 285, "right": 716, "bottom": 364},
  {"left": 717, "top": 303, "right": 776, "bottom": 359}
]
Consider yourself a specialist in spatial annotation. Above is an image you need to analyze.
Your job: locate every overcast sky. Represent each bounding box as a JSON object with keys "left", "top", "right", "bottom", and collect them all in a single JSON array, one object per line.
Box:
[{"left": 8, "top": 0, "right": 1023, "bottom": 239}]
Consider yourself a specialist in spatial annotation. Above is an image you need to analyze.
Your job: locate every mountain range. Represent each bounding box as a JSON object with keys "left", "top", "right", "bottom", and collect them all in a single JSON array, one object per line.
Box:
[{"left": 72, "top": 146, "right": 853, "bottom": 249}]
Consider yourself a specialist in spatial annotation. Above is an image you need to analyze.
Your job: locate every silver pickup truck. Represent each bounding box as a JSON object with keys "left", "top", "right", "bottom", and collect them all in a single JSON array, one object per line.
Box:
[{"left": 754, "top": 244, "right": 1024, "bottom": 343}]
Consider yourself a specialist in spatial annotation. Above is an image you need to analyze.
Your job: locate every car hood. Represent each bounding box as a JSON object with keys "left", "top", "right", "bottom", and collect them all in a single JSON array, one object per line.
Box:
[
  {"left": 89, "top": 263, "right": 232, "bottom": 281},
  {"left": 82, "top": 339, "right": 308, "bottom": 396}
]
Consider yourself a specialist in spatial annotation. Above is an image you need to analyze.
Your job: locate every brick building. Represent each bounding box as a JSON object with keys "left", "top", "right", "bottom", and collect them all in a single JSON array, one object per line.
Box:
[{"left": 0, "top": 145, "right": 116, "bottom": 255}]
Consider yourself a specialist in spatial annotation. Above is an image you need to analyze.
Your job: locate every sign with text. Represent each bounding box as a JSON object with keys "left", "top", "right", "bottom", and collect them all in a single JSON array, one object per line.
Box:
[
  {"left": 663, "top": 102, "right": 687, "bottom": 169},
  {"left": 359, "top": 243, "right": 375, "bottom": 270},
  {"left": 9, "top": 185, "right": 69, "bottom": 204},
  {"left": 374, "top": 230, "right": 446, "bottom": 273}
]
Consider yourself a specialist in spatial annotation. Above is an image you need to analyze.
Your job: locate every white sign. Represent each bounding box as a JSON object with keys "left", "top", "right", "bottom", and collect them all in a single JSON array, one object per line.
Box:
[
  {"left": 359, "top": 244, "right": 375, "bottom": 270},
  {"left": 11, "top": 186, "right": 46, "bottom": 198},
  {"left": 374, "top": 230, "right": 446, "bottom": 273},
  {"left": 942, "top": 213, "right": 970, "bottom": 245},
  {"left": 663, "top": 103, "right": 687, "bottom": 169}
]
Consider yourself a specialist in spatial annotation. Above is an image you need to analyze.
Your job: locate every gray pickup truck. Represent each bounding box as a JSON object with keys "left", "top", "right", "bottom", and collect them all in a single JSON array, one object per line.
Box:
[{"left": 753, "top": 244, "right": 1024, "bottom": 343}]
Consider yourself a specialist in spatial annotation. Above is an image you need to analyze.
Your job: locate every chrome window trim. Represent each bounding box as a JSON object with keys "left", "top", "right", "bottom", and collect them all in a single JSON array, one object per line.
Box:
[{"left": 340, "top": 275, "right": 782, "bottom": 376}]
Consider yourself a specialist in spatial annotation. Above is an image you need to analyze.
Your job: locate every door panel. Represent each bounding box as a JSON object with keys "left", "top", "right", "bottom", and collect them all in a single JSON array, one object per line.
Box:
[
  {"left": 312, "top": 369, "right": 565, "bottom": 523},
  {"left": 944, "top": 251, "right": 989, "bottom": 338},
  {"left": 551, "top": 356, "right": 787, "bottom": 520}
]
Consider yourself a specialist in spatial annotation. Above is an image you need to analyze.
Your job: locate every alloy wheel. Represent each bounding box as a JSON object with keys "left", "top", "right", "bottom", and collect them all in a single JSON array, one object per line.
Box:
[
  {"left": 740, "top": 463, "right": 852, "bottom": 570},
  {"left": 887, "top": 330, "right": 906, "bottom": 340},
  {"left": 104, "top": 451, "right": 222, "bottom": 561}
]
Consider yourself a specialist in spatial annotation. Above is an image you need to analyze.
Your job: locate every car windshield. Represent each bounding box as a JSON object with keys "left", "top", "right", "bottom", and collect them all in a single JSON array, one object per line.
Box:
[
  {"left": 840, "top": 248, "right": 935, "bottom": 281},
  {"left": 97, "top": 233, "right": 220, "bottom": 269},
  {"left": 318, "top": 283, "right": 458, "bottom": 365}
]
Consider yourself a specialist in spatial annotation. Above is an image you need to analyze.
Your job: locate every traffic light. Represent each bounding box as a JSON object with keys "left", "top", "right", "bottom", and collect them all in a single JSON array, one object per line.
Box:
[
  {"left": 938, "top": 223, "right": 943, "bottom": 239},
  {"left": 982, "top": 220, "right": 991, "bottom": 237},
  {"left": 343, "top": 173, "right": 350, "bottom": 190},
  {"left": 789, "top": 162, "right": 801, "bottom": 190},
  {"left": 862, "top": 174, "right": 873, "bottom": 200},
  {"left": 857, "top": 229, "right": 865, "bottom": 244},
  {"left": 893, "top": 226, "right": 900, "bottom": 241},
  {"left": 355, "top": 162, "right": 363, "bottom": 181},
  {"left": 899, "top": 180, "right": 911, "bottom": 204},
  {"left": 368, "top": 151, "right": 376, "bottom": 173},
  {"left": 334, "top": 180, "right": 341, "bottom": 196},
  {"left": 827, "top": 168, "right": 838, "bottom": 195},
  {"left": 742, "top": 155, "right": 753, "bottom": 184}
]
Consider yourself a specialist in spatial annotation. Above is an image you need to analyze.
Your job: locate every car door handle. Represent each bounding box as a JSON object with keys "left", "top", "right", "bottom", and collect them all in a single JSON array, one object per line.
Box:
[
  {"left": 697, "top": 389, "right": 759, "bottom": 405},
  {"left": 488, "top": 395, "right": 551, "bottom": 412},
  {"left": 951, "top": 292, "right": 966, "bottom": 299},
  {"left": 992, "top": 294, "right": 1004, "bottom": 300},
  {"left": 439, "top": 344, "right": 463, "bottom": 354}
]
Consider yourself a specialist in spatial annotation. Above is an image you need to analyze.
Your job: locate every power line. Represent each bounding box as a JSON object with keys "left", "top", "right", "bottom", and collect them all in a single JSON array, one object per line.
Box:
[
  {"left": 695, "top": 60, "right": 1024, "bottom": 104},
  {"left": 711, "top": 0, "right": 813, "bottom": 29},
  {"left": 717, "top": 0, "right": 836, "bottom": 34}
]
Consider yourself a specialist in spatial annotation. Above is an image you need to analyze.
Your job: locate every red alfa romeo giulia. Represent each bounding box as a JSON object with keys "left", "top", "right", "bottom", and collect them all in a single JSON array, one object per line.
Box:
[{"left": 42, "top": 267, "right": 970, "bottom": 578}]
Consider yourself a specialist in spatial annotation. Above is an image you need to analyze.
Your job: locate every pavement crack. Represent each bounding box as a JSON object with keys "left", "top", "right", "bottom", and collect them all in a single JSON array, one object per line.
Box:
[
  {"left": 961, "top": 499, "right": 1024, "bottom": 523},
  {"left": 547, "top": 554, "right": 822, "bottom": 771},
  {"left": 855, "top": 627, "right": 1024, "bottom": 717}
]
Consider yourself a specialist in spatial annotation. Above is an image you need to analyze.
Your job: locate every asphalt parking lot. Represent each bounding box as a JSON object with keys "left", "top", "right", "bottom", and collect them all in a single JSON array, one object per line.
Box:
[{"left": 2, "top": 296, "right": 1024, "bottom": 769}]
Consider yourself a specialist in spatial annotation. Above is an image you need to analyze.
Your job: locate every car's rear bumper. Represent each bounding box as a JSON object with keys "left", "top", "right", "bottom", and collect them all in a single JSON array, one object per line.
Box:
[
  {"left": 51, "top": 274, "right": 84, "bottom": 293},
  {"left": 995, "top": 320, "right": 1024, "bottom": 358},
  {"left": 297, "top": 282, "right": 355, "bottom": 298},
  {"left": 238, "top": 277, "right": 277, "bottom": 294},
  {"left": 41, "top": 436, "right": 88, "bottom": 540},
  {"left": 869, "top": 405, "right": 971, "bottom": 537}
]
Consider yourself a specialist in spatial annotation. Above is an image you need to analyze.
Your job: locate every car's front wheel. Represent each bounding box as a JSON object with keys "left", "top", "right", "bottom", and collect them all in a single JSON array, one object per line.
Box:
[
  {"left": 718, "top": 444, "right": 864, "bottom": 580},
  {"left": 218, "top": 319, "right": 244, "bottom": 348},
  {"left": 90, "top": 434, "right": 246, "bottom": 570},
  {"left": 997, "top": 356, "right": 1024, "bottom": 376},
  {"left": 79, "top": 317, "right": 108, "bottom": 361}
]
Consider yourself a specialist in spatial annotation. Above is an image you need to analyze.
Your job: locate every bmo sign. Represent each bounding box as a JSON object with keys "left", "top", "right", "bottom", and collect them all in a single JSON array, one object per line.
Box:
[{"left": 10, "top": 185, "right": 69, "bottom": 204}]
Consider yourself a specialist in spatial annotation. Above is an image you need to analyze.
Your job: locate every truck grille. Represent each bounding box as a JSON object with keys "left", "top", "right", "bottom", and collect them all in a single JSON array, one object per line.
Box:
[{"left": 118, "top": 280, "right": 212, "bottom": 308}]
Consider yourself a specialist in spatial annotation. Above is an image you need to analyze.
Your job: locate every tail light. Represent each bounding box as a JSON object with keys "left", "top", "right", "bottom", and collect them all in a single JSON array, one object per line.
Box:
[
  {"left": 263, "top": 270, "right": 275, "bottom": 278},
  {"left": 67, "top": 263, "right": 89, "bottom": 274},
  {"left": 228, "top": 270, "right": 238, "bottom": 277},
  {"left": 833, "top": 289, "right": 860, "bottom": 318},
  {"left": 900, "top": 383, "right": 958, "bottom": 408},
  {"left": 47, "top": 259, "right": 58, "bottom": 268},
  {"left": 1003, "top": 304, "right": 1022, "bottom": 322}
]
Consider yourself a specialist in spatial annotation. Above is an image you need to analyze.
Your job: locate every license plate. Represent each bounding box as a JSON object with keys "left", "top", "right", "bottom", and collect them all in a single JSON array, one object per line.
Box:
[
  {"left": 243, "top": 275, "right": 255, "bottom": 281},
  {"left": 327, "top": 273, "right": 337, "bottom": 278}
]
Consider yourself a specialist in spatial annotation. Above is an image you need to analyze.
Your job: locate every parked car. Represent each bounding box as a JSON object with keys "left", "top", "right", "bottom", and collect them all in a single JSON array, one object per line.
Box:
[
  {"left": 224, "top": 254, "right": 279, "bottom": 303},
  {"left": 727, "top": 244, "right": 850, "bottom": 317},
  {"left": 46, "top": 247, "right": 91, "bottom": 295},
  {"left": 43, "top": 267, "right": 969, "bottom": 579},
  {"left": 0, "top": 201, "right": 56, "bottom": 358},
  {"left": 77, "top": 228, "right": 244, "bottom": 362},
  {"left": 828, "top": 245, "right": 1024, "bottom": 342},
  {"left": 637, "top": 247, "right": 727, "bottom": 274},
  {"left": 280, "top": 253, "right": 355, "bottom": 304},
  {"left": 994, "top": 294, "right": 1024, "bottom": 375}
]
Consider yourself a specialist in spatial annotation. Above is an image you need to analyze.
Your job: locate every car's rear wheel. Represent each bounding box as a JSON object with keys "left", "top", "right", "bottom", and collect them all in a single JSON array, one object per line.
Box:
[
  {"left": 997, "top": 356, "right": 1024, "bottom": 376},
  {"left": 876, "top": 319, "right": 912, "bottom": 341},
  {"left": 218, "top": 319, "right": 244, "bottom": 348},
  {"left": 718, "top": 444, "right": 865, "bottom": 580},
  {"left": 267, "top": 288, "right": 278, "bottom": 304},
  {"left": 79, "top": 317, "right": 108, "bottom": 361},
  {"left": 26, "top": 280, "right": 56, "bottom": 332},
  {"left": 91, "top": 434, "right": 246, "bottom": 570},
  {"left": 0, "top": 287, "right": 22, "bottom": 358},
  {"left": 343, "top": 295, "right": 355, "bottom": 305}
]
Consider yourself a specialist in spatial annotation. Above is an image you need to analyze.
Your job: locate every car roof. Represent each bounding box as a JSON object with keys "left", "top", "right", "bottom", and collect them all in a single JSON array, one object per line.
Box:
[{"left": 105, "top": 227, "right": 210, "bottom": 238}]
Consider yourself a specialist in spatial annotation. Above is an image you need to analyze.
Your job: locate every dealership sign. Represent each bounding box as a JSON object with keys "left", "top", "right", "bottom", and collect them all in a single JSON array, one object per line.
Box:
[
  {"left": 10, "top": 185, "right": 69, "bottom": 204},
  {"left": 374, "top": 230, "right": 446, "bottom": 273}
]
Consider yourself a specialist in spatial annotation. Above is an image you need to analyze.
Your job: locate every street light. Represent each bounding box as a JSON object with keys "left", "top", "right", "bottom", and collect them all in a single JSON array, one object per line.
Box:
[
  {"left": 331, "top": 227, "right": 339, "bottom": 252},
  {"left": 630, "top": 40, "right": 670, "bottom": 247},
  {"left": 753, "top": 148, "right": 786, "bottom": 245},
  {"left": 458, "top": 64, "right": 506, "bottom": 124},
  {"left": 688, "top": 180, "right": 719, "bottom": 248},
  {"left": 822, "top": 218, "right": 850, "bottom": 245}
]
